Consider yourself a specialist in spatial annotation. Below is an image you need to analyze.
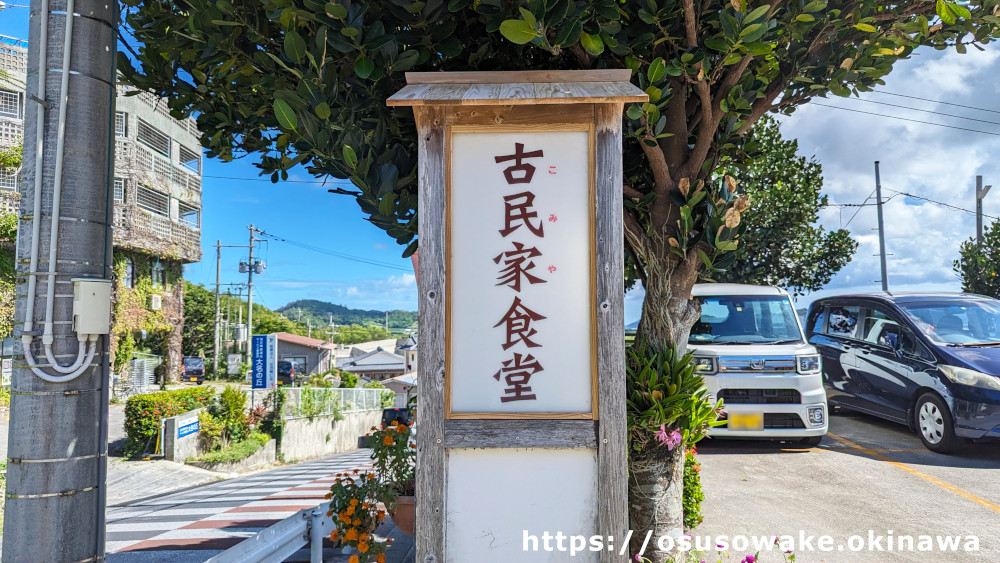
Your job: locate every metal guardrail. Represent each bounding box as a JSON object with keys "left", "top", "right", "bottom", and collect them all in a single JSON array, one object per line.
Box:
[
  {"left": 206, "top": 503, "right": 334, "bottom": 563},
  {"left": 282, "top": 387, "right": 393, "bottom": 420}
]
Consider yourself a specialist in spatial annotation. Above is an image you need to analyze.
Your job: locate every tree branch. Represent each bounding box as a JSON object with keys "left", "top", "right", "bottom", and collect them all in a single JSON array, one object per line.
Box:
[{"left": 624, "top": 207, "right": 652, "bottom": 261}]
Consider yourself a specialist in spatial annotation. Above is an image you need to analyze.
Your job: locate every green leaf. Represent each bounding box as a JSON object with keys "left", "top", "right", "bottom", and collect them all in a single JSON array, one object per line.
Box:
[
  {"left": 740, "top": 23, "right": 763, "bottom": 38},
  {"left": 645, "top": 86, "right": 662, "bottom": 103},
  {"left": 315, "top": 103, "right": 331, "bottom": 120},
  {"left": 716, "top": 240, "right": 738, "bottom": 252},
  {"left": 854, "top": 23, "right": 877, "bottom": 32},
  {"left": 499, "top": 19, "right": 539, "bottom": 44},
  {"left": 580, "top": 32, "right": 604, "bottom": 55},
  {"left": 324, "top": 2, "right": 347, "bottom": 18},
  {"left": 647, "top": 57, "right": 666, "bottom": 83},
  {"left": 343, "top": 145, "right": 358, "bottom": 169},
  {"left": 796, "top": 13, "right": 815, "bottom": 22},
  {"left": 273, "top": 99, "right": 297, "bottom": 131},
  {"left": 744, "top": 4, "right": 771, "bottom": 23},
  {"left": 803, "top": 0, "right": 826, "bottom": 12},
  {"left": 626, "top": 105, "right": 643, "bottom": 120},
  {"left": 284, "top": 31, "right": 307, "bottom": 62},
  {"left": 394, "top": 50, "right": 420, "bottom": 71},
  {"left": 518, "top": 7, "right": 537, "bottom": 28},
  {"left": 951, "top": 3, "right": 971, "bottom": 19},
  {"left": 354, "top": 56, "right": 375, "bottom": 79}
]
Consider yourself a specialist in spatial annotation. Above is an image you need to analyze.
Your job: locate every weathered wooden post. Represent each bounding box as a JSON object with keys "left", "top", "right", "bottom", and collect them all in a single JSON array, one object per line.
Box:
[{"left": 388, "top": 70, "right": 646, "bottom": 562}]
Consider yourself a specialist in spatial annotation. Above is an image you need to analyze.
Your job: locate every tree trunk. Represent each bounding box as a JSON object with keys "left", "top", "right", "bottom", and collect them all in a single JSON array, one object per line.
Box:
[
  {"left": 629, "top": 236, "right": 703, "bottom": 560},
  {"left": 628, "top": 442, "right": 685, "bottom": 560},
  {"left": 634, "top": 238, "right": 702, "bottom": 352}
]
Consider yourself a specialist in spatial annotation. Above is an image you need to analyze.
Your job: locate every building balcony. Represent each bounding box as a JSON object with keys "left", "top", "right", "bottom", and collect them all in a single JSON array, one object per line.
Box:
[{"left": 113, "top": 204, "right": 201, "bottom": 263}]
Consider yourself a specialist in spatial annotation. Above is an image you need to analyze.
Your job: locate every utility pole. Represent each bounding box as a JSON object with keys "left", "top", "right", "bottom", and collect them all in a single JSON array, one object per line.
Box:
[
  {"left": 5, "top": 0, "right": 116, "bottom": 559},
  {"left": 213, "top": 240, "right": 221, "bottom": 377},
  {"left": 976, "top": 175, "right": 992, "bottom": 245},
  {"left": 385, "top": 310, "right": 389, "bottom": 334},
  {"left": 246, "top": 224, "right": 255, "bottom": 361},
  {"left": 307, "top": 319, "right": 312, "bottom": 338},
  {"left": 874, "top": 161, "right": 889, "bottom": 292}
]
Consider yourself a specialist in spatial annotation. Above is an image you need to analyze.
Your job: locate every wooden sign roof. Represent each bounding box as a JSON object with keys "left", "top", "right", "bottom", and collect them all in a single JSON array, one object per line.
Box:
[{"left": 386, "top": 70, "right": 647, "bottom": 107}]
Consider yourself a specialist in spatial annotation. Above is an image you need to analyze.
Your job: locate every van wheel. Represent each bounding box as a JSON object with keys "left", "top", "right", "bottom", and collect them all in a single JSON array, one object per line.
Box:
[{"left": 915, "top": 393, "right": 961, "bottom": 454}]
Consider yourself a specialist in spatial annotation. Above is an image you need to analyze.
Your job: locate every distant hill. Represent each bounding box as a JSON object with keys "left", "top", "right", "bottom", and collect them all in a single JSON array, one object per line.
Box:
[{"left": 277, "top": 300, "right": 418, "bottom": 330}]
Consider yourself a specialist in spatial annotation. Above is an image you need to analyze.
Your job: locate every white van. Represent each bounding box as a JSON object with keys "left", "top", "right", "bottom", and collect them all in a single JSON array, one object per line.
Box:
[{"left": 689, "top": 283, "right": 828, "bottom": 444}]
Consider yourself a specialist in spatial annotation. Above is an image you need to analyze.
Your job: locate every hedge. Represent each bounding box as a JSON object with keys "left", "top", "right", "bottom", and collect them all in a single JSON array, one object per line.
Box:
[{"left": 123, "top": 387, "right": 216, "bottom": 458}]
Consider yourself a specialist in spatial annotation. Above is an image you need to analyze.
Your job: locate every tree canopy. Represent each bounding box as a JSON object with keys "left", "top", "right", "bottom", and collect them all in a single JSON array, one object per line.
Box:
[
  {"left": 713, "top": 116, "right": 857, "bottom": 294},
  {"left": 120, "top": 0, "right": 1000, "bottom": 345},
  {"left": 954, "top": 223, "right": 1000, "bottom": 297}
]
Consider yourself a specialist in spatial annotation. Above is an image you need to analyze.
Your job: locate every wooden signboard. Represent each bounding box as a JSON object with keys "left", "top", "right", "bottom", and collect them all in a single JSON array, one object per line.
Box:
[{"left": 388, "top": 70, "right": 646, "bottom": 563}]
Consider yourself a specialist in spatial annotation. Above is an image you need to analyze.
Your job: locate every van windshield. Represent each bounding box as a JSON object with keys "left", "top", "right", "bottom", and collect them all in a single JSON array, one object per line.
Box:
[
  {"left": 689, "top": 295, "right": 803, "bottom": 345},
  {"left": 897, "top": 298, "right": 1000, "bottom": 346}
]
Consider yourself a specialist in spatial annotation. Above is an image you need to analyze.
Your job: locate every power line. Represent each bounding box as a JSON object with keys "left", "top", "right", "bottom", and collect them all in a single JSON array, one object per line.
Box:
[
  {"left": 812, "top": 103, "right": 1000, "bottom": 138},
  {"left": 844, "top": 97, "right": 1000, "bottom": 127},
  {"left": 883, "top": 189, "right": 1000, "bottom": 221},
  {"left": 873, "top": 90, "right": 1000, "bottom": 116},
  {"left": 843, "top": 188, "right": 876, "bottom": 229},
  {"left": 255, "top": 230, "right": 411, "bottom": 272}
]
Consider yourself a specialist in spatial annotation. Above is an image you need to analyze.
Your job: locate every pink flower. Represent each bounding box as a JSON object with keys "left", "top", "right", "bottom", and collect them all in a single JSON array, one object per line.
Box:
[
  {"left": 655, "top": 424, "right": 670, "bottom": 445},
  {"left": 742, "top": 556, "right": 756, "bottom": 563},
  {"left": 666, "top": 429, "right": 683, "bottom": 451}
]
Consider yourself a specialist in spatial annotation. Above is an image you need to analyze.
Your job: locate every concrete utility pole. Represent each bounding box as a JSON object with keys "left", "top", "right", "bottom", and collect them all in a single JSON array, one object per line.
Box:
[
  {"left": 247, "top": 224, "right": 256, "bottom": 359},
  {"left": 976, "top": 175, "right": 992, "bottom": 245},
  {"left": 214, "top": 240, "right": 221, "bottom": 376},
  {"left": 4, "top": 0, "right": 117, "bottom": 559},
  {"left": 874, "top": 161, "right": 889, "bottom": 292}
]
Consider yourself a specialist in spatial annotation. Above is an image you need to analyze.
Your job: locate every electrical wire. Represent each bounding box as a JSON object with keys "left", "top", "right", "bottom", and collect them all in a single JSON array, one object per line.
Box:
[
  {"left": 843, "top": 97, "right": 1000, "bottom": 127},
  {"left": 255, "top": 230, "right": 411, "bottom": 272},
  {"left": 811, "top": 103, "right": 1000, "bottom": 138},
  {"left": 843, "top": 189, "right": 876, "bottom": 229},
  {"left": 883, "top": 189, "right": 1000, "bottom": 221},
  {"left": 873, "top": 90, "right": 1000, "bottom": 116}
]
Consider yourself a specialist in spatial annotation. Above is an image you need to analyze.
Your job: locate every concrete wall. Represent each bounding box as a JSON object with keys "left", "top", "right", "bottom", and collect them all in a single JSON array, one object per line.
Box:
[
  {"left": 162, "top": 408, "right": 204, "bottom": 462},
  {"left": 188, "top": 439, "right": 276, "bottom": 473},
  {"left": 281, "top": 409, "right": 382, "bottom": 462}
]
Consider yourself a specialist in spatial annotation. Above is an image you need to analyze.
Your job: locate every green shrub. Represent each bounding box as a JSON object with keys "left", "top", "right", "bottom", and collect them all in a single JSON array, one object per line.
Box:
[
  {"left": 198, "top": 410, "right": 226, "bottom": 452},
  {"left": 214, "top": 385, "right": 249, "bottom": 442},
  {"left": 298, "top": 387, "right": 344, "bottom": 420},
  {"left": 123, "top": 387, "right": 215, "bottom": 458},
  {"left": 191, "top": 432, "right": 270, "bottom": 464},
  {"left": 0, "top": 387, "right": 9, "bottom": 408},
  {"left": 259, "top": 389, "right": 285, "bottom": 449},
  {"left": 305, "top": 373, "right": 334, "bottom": 388},
  {"left": 338, "top": 371, "right": 359, "bottom": 388},
  {"left": 683, "top": 448, "right": 705, "bottom": 530}
]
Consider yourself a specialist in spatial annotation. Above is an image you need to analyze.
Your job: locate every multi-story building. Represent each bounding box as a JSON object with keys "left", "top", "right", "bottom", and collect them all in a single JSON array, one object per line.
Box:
[{"left": 1, "top": 35, "right": 204, "bottom": 380}]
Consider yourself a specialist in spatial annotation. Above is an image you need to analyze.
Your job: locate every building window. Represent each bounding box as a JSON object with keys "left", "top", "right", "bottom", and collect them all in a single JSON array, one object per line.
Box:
[
  {"left": 113, "top": 178, "right": 125, "bottom": 202},
  {"left": 0, "top": 168, "right": 17, "bottom": 191},
  {"left": 135, "top": 185, "right": 169, "bottom": 216},
  {"left": 114, "top": 112, "right": 127, "bottom": 137},
  {"left": 136, "top": 119, "right": 170, "bottom": 157},
  {"left": 151, "top": 259, "right": 167, "bottom": 289},
  {"left": 178, "top": 201, "right": 200, "bottom": 228},
  {"left": 122, "top": 257, "right": 134, "bottom": 288},
  {"left": 178, "top": 144, "right": 201, "bottom": 174},
  {"left": 0, "top": 90, "right": 20, "bottom": 119}
]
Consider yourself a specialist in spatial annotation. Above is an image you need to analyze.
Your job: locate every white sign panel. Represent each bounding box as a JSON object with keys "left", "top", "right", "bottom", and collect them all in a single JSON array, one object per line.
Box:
[
  {"left": 446, "top": 448, "right": 598, "bottom": 562},
  {"left": 450, "top": 131, "right": 592, "bottom": 414}
]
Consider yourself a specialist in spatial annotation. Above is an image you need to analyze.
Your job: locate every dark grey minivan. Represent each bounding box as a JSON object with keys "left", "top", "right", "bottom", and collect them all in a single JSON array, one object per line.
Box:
[{"left": 806, "top": 292, "right": 1000, "bottom": 453}]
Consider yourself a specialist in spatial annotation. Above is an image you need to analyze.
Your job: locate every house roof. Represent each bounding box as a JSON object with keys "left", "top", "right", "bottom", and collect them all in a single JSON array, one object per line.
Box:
[
  {"left": 273, "top": 332, "right": 337, "bottom": 350},
  {"left": 336, "top": 347, "right": 406, "bottom": 372},
  {"left": 383, "top": 372, "right": 417, "bottom": 387}
]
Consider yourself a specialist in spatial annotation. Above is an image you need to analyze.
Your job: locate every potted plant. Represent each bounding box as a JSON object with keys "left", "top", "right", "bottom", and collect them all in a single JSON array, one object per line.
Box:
[
  {"left": 326, "top": 470, "right": 390, "bottom": 563},
  {"left": 368, "top": 416, "right": 416, "bottom": 535}
]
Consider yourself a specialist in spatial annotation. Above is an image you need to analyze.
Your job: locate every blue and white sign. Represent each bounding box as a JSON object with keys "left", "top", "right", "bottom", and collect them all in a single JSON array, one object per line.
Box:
[
  {"left": 178, "top": 419, "right": 199, "bottom": 438},
  {"left": 252, "top": 333, "right": 277, "bottom": 390}
]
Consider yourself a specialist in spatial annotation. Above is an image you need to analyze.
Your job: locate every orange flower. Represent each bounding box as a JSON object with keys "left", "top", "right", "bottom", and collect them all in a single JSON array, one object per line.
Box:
[
  {"left": 358, "top": 541, "right": 370, "bottom": 553},
  {"left": 346, "top": 505, "right": 355, "bottom": 516},
  {"left": 349, "top": 556, "right": 359, "bottom": 563},
  {"left": 326, "top": 510, "right": 333, "bottom": 517},
  {"left": 350, "top": 498, "right": 359, "bottom": 506},
  {"left": 362, "top": 502, "right": 369, "bottom": 509},
  {"left": 324, "top": 492, "right": 333, "bottom": 499},
  {"left": 360, "top": 533, "right": 369, "bottom": 542},
  {"left": 376, "top": 554, "right": 386, "bottom": 563},
  {"left": 329, "top": 529, "right": 339, "bottom": 540},
  {"left": 367, "top": 472, "right": 376, "bottom": 480},
  {"left": 396, "top": 424, "right": 408, "bottom": 434},
  {"left": 377, "top": 510, "right": 386, "bottom": 521},
  {"left": 370, "top": 426, "right": 377, "bottom": 431},
  {"left": 409, "top": 441, "right": 416, "bottom": 448},
  {"left": 382, "top": 436, "right": 394, "bottom": 446},
  {"left": 344, "top": 528, "right": 359, "bottom": 541},
  {"left": 352, "top": 518, "right": 361, "bottom": 526},
  {"left": 354, "top": 469, "right": 360, "bottom": 474},
  {"left": 339, "top": 512, "right": 351, "bottom": 524}
]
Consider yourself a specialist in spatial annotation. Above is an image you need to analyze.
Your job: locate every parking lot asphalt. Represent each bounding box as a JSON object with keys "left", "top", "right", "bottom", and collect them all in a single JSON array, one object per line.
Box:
[{"left": 693, "top": 410, "right": 1000, "bottom": 562}]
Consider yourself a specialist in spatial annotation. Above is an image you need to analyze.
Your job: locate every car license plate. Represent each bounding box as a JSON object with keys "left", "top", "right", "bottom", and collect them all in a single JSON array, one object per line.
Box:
[
  {"left": 277, "top": 381, "right": 283, "bottom": 385},
  {"left": 189, "top": 377, "right": 197, "bottom": 382},
  {"left": 728, "top": 413, "right": 764, "bottom": 431}
]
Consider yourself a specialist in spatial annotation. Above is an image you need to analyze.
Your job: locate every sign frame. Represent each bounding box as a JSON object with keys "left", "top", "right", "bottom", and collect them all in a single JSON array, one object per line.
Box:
[
  {"left": 388, "top": 70, "right": 646, "bottom": 563},
  {"left": 251, "top": 333, "right": 277, "bottom": 390}
]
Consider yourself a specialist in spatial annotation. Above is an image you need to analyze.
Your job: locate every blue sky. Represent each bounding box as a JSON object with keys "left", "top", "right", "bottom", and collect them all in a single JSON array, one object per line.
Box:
[{"left": 5, "top": 9, "right": 1000, "bottom": 326}]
